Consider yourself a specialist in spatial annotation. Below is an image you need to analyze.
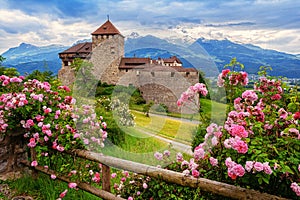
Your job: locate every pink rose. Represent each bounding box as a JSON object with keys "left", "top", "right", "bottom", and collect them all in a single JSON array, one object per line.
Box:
[
  {"left": 59, "top": 189, "right": 68, "bottom": 198},
  {"left": 51, "top": 174, "right": 56, "bottom": 179},
  {"left": 192, "top": 169, "right": 200, "bottom": 178},
  {"left": 253, "top": 162, "right": 264, "bottom": 172},
  {"left": 68, "top": 182, "right": 77, "bottom": 189},
  {"left": 31, "top": 160, "right": 38, "bottom": 167},
  {"left": 209, "top": 157, "right": 218, "bottom": 166},
  {"left": 245, "top": 161, "right": 254, "bottom": 172}
]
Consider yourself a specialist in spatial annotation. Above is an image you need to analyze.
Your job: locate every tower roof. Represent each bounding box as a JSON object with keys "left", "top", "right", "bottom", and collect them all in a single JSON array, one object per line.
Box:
[
  {"left": 91, "top": 20, "right": 122, "bottom": 35},
  {"left": 59, "top": 42, "right": 92, "bottom": 54}
]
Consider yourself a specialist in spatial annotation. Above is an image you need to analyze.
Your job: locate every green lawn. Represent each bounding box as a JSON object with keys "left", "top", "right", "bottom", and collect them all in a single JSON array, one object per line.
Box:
[
  {"left": 4, "top": 173, "right": 99, "bottom": 200},
  {"left": 99, "top": 126, "right": 171, "bottom": 166},
  {"left": 130, "top": 99, "right": 227, "bottom": 124},
  {"left": 131, "top": 110, "right": 197, "bottom": 144}
]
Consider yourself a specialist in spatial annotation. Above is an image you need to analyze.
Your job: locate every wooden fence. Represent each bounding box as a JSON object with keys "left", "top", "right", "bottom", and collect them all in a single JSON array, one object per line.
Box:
[{"left": 22, "top": 149, "right": 289, "bottom": 200}]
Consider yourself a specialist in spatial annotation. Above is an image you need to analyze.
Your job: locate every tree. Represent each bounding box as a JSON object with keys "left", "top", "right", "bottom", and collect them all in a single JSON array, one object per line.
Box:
[
  {"left": 143, "top": 101, "right": 154, "bottom": 117},
  {"left": 25, "top": 70, "right": 55, "bottom": 83},
  {"left": 71, "top": 58, "right": 96, "bottom": 98},
  {"left": 3, "top": 67, "right": 19, "bottom": 77},
  {"left": 0, "top": 56, "right": 20, "bottom": 76},
  {"left": 0, "top": 55, "right": 5, "bottom": 65},
  {"left": 0, "top": 56, "right": 7, "bottom": 75}
]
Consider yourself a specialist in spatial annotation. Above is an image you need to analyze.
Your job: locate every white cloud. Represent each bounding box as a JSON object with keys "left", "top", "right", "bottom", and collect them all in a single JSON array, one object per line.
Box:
[
  {"left": 0, "top": 0, "right": 300, "bottom": 55},
  {"left": 0, "top": 9, "right": 95, "bottom": 54},
  {"left": 167, "top": 23, "right": 300, "bottom": 54}
]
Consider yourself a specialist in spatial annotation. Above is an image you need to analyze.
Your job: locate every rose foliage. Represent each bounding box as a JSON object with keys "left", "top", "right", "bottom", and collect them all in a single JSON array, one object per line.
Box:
[
  {"left": 176, "top": 69, "right": 300, "bottom": 198},
  {"left": 113, "top": 65, "right": 299, "bottom": 199},
  {"left": 0, "top": 75, "right": 107, "bottom": 199}
]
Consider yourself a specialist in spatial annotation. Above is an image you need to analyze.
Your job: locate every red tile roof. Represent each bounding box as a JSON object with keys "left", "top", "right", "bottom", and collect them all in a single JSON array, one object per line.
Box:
[
  {"left": 171, "top": 66, "right": 198, "bottom": 72},
  {"left": 59, "top": 42, "right": 92, "bottom": 54},
  {"left": 91, "top": 20, "right": 121, "bottom": 35},
  {"left": 119, "top": 57, "right": 197, "bottom": 72},
  {"left": 119, "top": 57, "right": 150, "bottom": 69},
  {"left": 161, "top": 56, "right": 182, "bottom": 64}
]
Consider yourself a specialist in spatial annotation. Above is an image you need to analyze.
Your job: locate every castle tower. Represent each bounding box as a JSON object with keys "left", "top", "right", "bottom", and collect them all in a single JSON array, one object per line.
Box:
[
  {"left": 90, "top": 20, "right": 125, "bottom": 84},
  {"left": 91, "top": 19, "right": 124, "bottom": 55}
]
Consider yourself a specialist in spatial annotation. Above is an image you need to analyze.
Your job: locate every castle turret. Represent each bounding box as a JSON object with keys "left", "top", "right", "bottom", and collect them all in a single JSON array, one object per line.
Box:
[
  {"left": 89, "top": 20, "right": 125, "bottom": 84},
  {"left": 91, "top": 19, "right": 124, "bottom": 52}
]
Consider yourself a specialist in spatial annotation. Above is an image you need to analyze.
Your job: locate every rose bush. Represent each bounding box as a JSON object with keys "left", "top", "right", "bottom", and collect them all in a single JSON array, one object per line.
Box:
[
  {"left": 176, "top": 68, "right": 300, "bottom": 198},
  {"left": 0, "top": 75, "right": 107, "bottom": 199},
  {"left": 119, "top": 64, "right": 299, "bottom": 199}
]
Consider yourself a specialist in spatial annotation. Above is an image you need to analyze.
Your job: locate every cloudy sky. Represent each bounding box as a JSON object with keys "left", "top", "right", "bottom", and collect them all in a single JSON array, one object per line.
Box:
[{"left": 0, "top": 0, "right": 299, "bottom": 54}]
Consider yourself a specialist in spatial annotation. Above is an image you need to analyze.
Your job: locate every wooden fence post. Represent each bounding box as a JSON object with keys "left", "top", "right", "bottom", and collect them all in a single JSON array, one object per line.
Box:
[
  {"left": 102, "top": 164, "right": 111, "bottom": 192},
  {"left": 30, "top": 148, "right": 38, "bottom": 179}
]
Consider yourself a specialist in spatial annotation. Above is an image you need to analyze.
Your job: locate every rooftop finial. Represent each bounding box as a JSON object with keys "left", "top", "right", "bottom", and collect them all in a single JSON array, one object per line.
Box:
[{"left": 107, "top": 14, "right": 110, "bottom": 21}]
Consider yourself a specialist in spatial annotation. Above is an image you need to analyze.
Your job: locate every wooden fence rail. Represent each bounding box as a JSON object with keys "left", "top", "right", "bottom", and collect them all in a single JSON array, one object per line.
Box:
[
  {"left": 21, "top": 160, "right": 125, "bottom": 200},
  {"left": 23, "top": 149, "right": 289, "bottom": 200},
  {"left": 68, "top": 149, "right": 288, "bottom": 200}
]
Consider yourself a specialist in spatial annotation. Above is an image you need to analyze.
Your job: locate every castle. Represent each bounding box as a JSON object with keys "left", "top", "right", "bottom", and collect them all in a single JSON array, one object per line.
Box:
[{"left": 58, "top": 20, "right": 198, "bottom": 112}]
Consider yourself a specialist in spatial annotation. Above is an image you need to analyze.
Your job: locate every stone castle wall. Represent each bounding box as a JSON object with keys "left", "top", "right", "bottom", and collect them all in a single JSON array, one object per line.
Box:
[
  {"left": 58, "top": 32, "right": 199, "bottom": 113},
  {"left": 0, "top": 132, "right": 28, "bottom": 180},
  {"left": 90, "top": 35, "right": 124, "bottom": 85},
  {"left": 117, "top": 68, "right": 199, "bottom": 113},
  {"left": 138, "top": 70, "right": 198, "bottom": 113},
  {"left": 58, "top": 65, "right": 76, "bottom": 87}
]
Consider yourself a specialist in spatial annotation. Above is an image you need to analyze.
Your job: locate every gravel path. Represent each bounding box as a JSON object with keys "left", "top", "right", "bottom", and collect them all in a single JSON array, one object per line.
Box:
[{"left": 135, "top": 127, "right": 193, "bottom": 155}]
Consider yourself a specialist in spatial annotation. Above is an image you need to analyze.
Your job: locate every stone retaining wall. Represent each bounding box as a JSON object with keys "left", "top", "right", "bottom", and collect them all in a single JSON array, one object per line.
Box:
[{"left": 0, "top": 132, "right": 27, "bottom": 180}]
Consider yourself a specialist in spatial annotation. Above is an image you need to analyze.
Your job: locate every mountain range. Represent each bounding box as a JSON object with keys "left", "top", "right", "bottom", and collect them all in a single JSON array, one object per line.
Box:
[{"left": 1, "top": 34, "right": 300, "bottom": 78}]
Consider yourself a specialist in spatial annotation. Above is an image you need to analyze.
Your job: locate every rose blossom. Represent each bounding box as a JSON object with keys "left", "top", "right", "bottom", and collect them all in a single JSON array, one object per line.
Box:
[
  {"left": 242, "top": 90, "right": 258, "bottom": 103},
  {"left": 291, "top": 182, "right": 300, "bottom": 196},
  {"left": 182, "top": 169, "right": 190, "bottom": 176},
  {"left": 143, "top": 183, "right": 148, "bottom": 189},
  {"left": 209, "top": 157, "right": 218, "bottom": 166},
  {"left": 245, "top": 161, "right": 254, "bottom": 172},
  {"left": 192, "top": 169, "right": 200, "bottom": 178},
  {"left": 59, "top": 189, "right": 68, "bottom": 198},
  {"left": 111, "top": 173, "right": 117, "bottom": 178},
  {"left": 154, "top": 152, "right": 163, "bottom": 160},
  {"left": 68, "top": 182, "right": 77, "bottom": 189},
  {"left": 31, "top": 160, "right": 38, "bottom": 167},
  {"left": 253, "top": 162, "right": 264, "bottom": 172},
  {"left": 263, "top": 162, "right": 273, "bottom": 175},
  {"left": 229, "top": 124, "right": 248, "bottom": 138}
]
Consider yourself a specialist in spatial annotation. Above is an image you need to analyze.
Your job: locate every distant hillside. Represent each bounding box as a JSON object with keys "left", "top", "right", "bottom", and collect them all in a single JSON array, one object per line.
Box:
[
  {"left": 193, "top": 38, "right": 300, "bottom": 77},
  {"left": 1, "top": 43, "right": 67, "bottom": 75},
  {"left": 1, "top": 36, "right": 300, "bottom": 77}
]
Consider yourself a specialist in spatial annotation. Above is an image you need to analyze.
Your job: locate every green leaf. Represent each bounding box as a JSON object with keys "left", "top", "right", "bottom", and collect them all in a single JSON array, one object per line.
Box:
[
  {"left": 258, "top": 177, "right": 263, "bottom": 185},
  {"left": 262, "top": 176, "right": 270, "bottom": 184},
  {"left": 282, "top": 165, "right": 294, "bottom": 174}
]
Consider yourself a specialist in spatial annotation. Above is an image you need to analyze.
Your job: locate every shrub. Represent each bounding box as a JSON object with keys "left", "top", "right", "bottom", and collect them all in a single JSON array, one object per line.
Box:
[
  {"left": 0, "top": 75, "right": 107, "bottom": 199},
  {"left": 178, "top": 66, "right": 300, "bottom": 198}
]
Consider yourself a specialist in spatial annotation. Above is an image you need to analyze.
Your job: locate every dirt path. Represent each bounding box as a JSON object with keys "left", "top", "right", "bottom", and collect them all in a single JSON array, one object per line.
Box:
[
  {"left": 135, "top": 127, "right": 193, "bottom": 155},
  {"left": 134, "top": 111, "right": 200, "bottom": 125}
]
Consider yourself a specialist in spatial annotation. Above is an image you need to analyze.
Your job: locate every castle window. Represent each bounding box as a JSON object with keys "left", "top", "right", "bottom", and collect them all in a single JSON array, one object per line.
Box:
[
  {"left": 151, "top": 72, "right": 155, "bottom": 77},
  {"left": 186, "top": 72, "right": 190, "bottom": 76},
  {"left": 126, "top": 69, "right": 128, "bottom": 72},
  {"left": 63, "top": 61, "right": 68, "bottom": 66},
  {"left": 136, "top": 70, "right": 140, "bottom": 76},
  {"left": 171, "top": 72, "right": 175, "bottom": 77},
  {"left": 111, "top": 47, "right": 115, "bottom": 54}
]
